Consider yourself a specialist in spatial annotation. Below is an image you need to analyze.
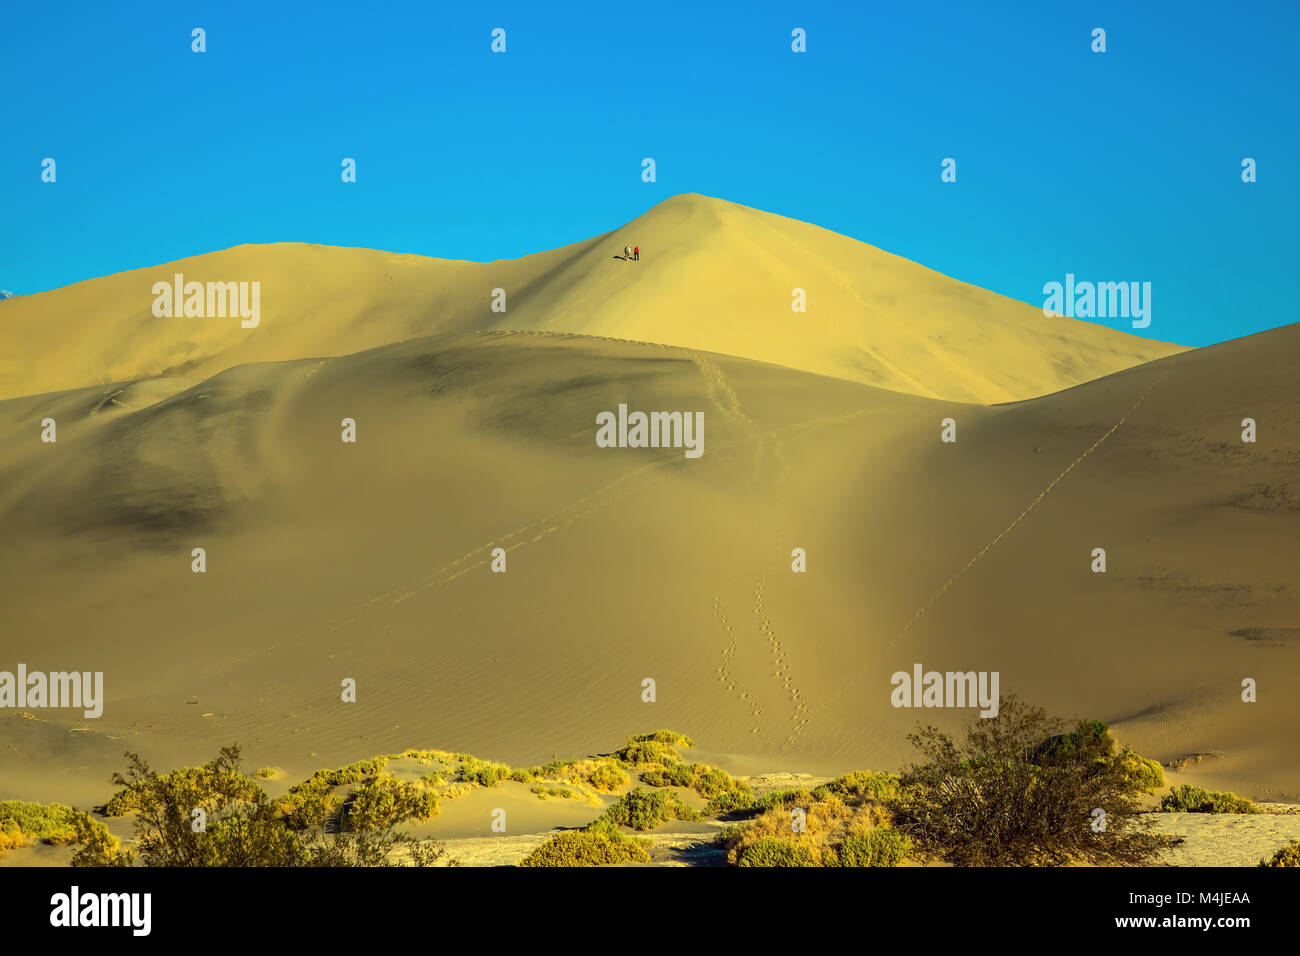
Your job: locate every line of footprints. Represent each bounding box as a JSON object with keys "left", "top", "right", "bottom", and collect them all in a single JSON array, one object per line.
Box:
[{"left": 34, "top": 411, "right": 1269, "bottom": 723}]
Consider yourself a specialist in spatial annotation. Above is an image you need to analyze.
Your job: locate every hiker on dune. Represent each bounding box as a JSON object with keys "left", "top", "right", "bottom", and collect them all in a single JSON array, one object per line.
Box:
[
  {"left": 624, "top": 244, "right": 632, "bottom": 259},
  {"left": 634, "top": 245, "right": 639, "bottom": 261}
]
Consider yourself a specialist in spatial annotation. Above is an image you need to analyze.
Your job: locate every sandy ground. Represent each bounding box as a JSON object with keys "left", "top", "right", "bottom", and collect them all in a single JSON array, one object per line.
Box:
[{"left": 0, "top": 195, "right": 1295, "bottom": 840}]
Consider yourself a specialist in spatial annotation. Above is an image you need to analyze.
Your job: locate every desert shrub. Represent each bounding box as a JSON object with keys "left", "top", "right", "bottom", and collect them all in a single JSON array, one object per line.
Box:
[
  {"left": 615, "top": 740, "right": 679, "bottom": 766},
  {"left": 315, "top": 757, "right": 389, "bottom": 787},
  {"left": 459, "top": 757, "right": 511, "bottom": 787},
  {"left": 640, "top": 764, "right": 696, "bottom": 789},
  {"left": 1116, "top": 749, "right": 1165, "bottom": 794},
  {"left": 530, "top": 784, "right": 577, "bottom": 800},
  {"left": 639, "top": 730, "right": 694, "bottom": 748},
  {"left": 519, "top": 818, "right": 651, "bottom": 867},
  {"left": 839, "top": 828, "right": 911, "bottom": 867},
  {"left": 306, "top": 830, "right": 447, "bottom": 867},
  {"left": 749, "top": 788, "right": 815, "bottom": 815},
  {"left": 100, "top": 754, "right": 264, "bottom": 818},
  {"left": 694, "top": 767, "right": 745, "bottom": 799},
  {"left": 714, "top": 823, "right": 749, "bottom": 847},
  {"left": 603, "top": 787, "right": 700, "bottom": 830},
  {"left": 91, "top": 747, "right": 307, "bottom": 866},
  {"left": 704, "top": 788, "right": 755, "bottom": 815},
  {"left": 895, "top": 696, "right": 1169, "bottom": 866},
  {"left": 79, "top": 745, "right": 445, "bottom": 867},
  {"left": 718, "top": 790, "right": 890, "bottom": 867},
  {"left": 736, "top": 838, "right": 821, "bottom": 868},
  {"left": 0, "top": 801, "right": 83, "bottom": 845},
  {"left": 0, "top": 802, "right": 116, "bottom": 862},
  {"left": 1259, "top": 840, "right": 1300, "bottom": 867},
  {"left": 0, "top": 827, "right": 26, "bottom": 855},
  {"left": 642, "top": 764, "right": 754, "bottom": 806},
  {"left": 340, "top": 778, "right": 439, "bottom": 832},
  {"left": 546, "top": 759, "right": 627, "bottom": 793},
  {"left": 1159, "top": 784, "right": 1257, "bottom": 814},
  {"left": 613, "top": 730, "right": 693, "bottom": 766},
  {"left": 527, "top": 759, "right": 572, "bottom": 777},
  {"left": 274, "top": 777, "right": 343, "bottom": 831},
  {"left": 815, "top": 771, "right": 901, "bottom": 804},
  {"left": 585, "top": 761, "right": 629, "bottom": 792},
  {"left": 70, "top": 812, "right": 131, "bottom": 867}
]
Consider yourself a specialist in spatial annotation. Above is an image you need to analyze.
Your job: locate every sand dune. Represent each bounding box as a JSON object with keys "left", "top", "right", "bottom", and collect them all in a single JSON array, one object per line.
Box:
[
  {"left": 0, "top": 194, "right": 1181, "bottom": 404},
  {"left": 0, "top": 322, "right": 1294, "bottom": 808}
]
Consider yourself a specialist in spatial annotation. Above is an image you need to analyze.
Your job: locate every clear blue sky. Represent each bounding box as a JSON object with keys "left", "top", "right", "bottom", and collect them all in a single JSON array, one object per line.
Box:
[{"left": 3, "top": 0, "right": 1296, "bottom": 346}]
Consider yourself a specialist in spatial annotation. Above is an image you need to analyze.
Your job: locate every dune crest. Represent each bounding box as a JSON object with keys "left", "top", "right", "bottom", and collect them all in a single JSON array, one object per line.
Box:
[{"left": 0, "top": 194, "right": 1181, "bottom": 403}]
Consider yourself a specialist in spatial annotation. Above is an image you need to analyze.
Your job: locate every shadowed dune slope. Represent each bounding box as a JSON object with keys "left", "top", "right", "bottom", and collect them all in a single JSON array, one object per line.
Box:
[
  {"left": 0, "top": 324, "right": 1294, "bottom": 805},
  {"left": 0, "top": 195, "right": 1182, "bottom": 404}
]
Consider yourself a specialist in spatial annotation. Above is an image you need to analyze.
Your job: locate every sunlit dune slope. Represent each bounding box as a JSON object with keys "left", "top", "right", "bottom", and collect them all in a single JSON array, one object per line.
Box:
[
  {"left": 0, "top": 195, "right": 1182, "bottom": 404},
  {"left": 0, "top": 325, "right": 1294, "bottom": 805}
]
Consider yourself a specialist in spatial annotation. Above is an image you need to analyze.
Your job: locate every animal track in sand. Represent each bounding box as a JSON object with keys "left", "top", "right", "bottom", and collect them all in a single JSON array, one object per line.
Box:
[
  {"left": 753, "top": 579, "right": 809, "bottom": 753},
  {"left": 694, "top": 351, "right": 805, "bottom": 751},
  {"left": 712, "top": 592, "right": 769, "bottom": 742}
]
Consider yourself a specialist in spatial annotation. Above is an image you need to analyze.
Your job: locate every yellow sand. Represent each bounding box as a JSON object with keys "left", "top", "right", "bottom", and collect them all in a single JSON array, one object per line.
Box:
[
  {"left": 0, "top": 196, "right": 1294, "bottom": 816},
  {"left": 0, "top": 194, "right": 1180, "bottom": 404}
]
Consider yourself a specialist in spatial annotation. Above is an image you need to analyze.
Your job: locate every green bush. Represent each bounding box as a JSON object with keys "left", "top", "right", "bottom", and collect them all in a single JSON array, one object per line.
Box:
[
  {"left": 604, "top": 787, "right": 700, "bottom": 830},
  {"left": 638, "top": 730, "right": 694, "bottom": 748},
  {"left": 459, "top": 757, "right": 511, "bottom": 787},
  {"left": 0, "top": 801, "right": 83, "bottom": 844},
  {"left": 714, "top": 823, "right": 749, "bottom": 847},
  {"left": 530, "top": 784, "right": 577, "bottom": 800},
  {"left": 838, "top": 828, "right": 911, "bottom": 867},
  {"left": 1116, "top": 749, "right": 1165, "bottom": 794},
  {"left": 640, "top": 764, "right": 696, "bottom": 789},
  {"left": 642, "top": 762, "right": 751, "bottom": 810},
  {"left": 613, "top": 730, "right": 693, "bottom": 766},
  {"left": 101, "top": 757, "right": 263, "bottom": 818},
  {"left": 519, "top": 818, "right": 651, "bottom": 867},
  {"left": 275, "top": 778, "right": 342, "bottom": 831},
  {"left": 615, "top": 740, "right": 679, "bottom": 766},
  {"left": 1159, "top": 785, "right": 1257, "bottom": 814},
  {"left": 815, "top": 771, "right": 901, "bottom": 804},
  {"left": 0, "top": 803, "right": 120, "bottom": 863},
  {"left": 736, "top": 838, "right": 821, "bottom": 867},
  {"left": 586, "top": 762, "right": 629, "bottom": 792},
  {"left": 79, "top": 745, "right": 445, "bottom": 867},
  {"left": 704, "top": 788, "right": 755, "bottom": 815},
  {"left": 749, "top": 788, "right": 814, "bottom": 816},
  {"left": 896, "top": 697, "right": 1169, "bottom": 865},
  {"left": 317, "top": 758, "right": 389, "bottom": 787},
  {"left": 1259, "top": 840, "right": 1300, "bottom": 867},
  {"left": 341, "top": 778, "right": 438, "bottom": 832},
  {"left": 69, "top": 812, "right": 131, "bottom": 867}
]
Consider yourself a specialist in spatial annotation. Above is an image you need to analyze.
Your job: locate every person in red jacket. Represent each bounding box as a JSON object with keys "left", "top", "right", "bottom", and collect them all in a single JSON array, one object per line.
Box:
[{"left": 633, "top": 245, "right": 639, "bottom": 261}]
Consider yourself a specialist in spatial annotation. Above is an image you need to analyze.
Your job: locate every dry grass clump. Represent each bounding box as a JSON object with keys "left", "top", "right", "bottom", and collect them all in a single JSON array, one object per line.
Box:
[
  {"left": 716, "top": 788, "right": 901, "bottom": 867},
  {"left": 401, "top": 748, "right": 628, "bottom": 802},
  {"left": 519, "top": 818, "right": 651, "bottom": 867},
  {"left": 1158, "top": 784, "right": 1257, "bottom": 814}
]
